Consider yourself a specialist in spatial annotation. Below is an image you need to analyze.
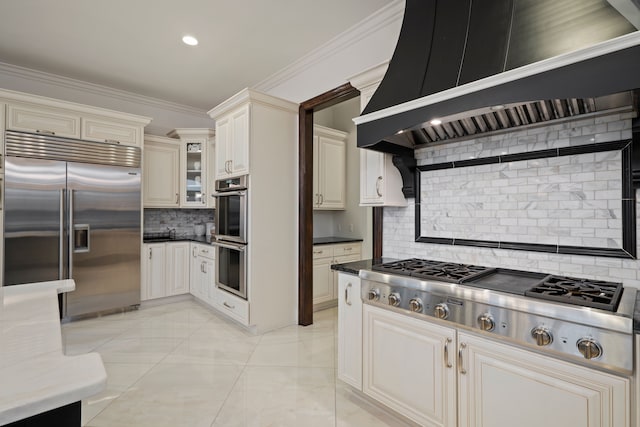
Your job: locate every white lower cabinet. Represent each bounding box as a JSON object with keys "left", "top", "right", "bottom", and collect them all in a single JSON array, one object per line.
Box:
[
  {"left": 337, "top": 273, "right": 363, "bottom": 390},
  {"left": 458, "top": 332, "right": 630, "bottom": 427},
  {"left": 359, "top": 305, "right": 630, "bottom": 427},
  {"left": 363, "top": 304, "right": 457, "bottom": 427},
  {"left": 189, "top": 243, "right": 215, "bottom": 305},
  {"left": 141, "top": 242, "right": 189, "bottom": 301},
  {"left": 312, "top": 242, "right": 362, "bottom": 306},
  {"left": 215, "top": 288, "right": 250, "bottom": 325}
]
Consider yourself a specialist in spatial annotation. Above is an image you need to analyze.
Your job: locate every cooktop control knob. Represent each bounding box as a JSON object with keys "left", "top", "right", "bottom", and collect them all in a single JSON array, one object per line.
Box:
[
  {"left": 531, "top": 326, "right": 553, "bottom": 346},
  {"left": 577, "top": 338, "right": 603, "bottom": 360},
  {"left": 477, "top": 313, "right": 495, "bottom": 331},
  {"left": 388, "top": 292, "right": 401, "bottom": 307},
  {"left": 409, "top": 298, "right": 423, "bottom": 312},
  {"left": 368, "top": 289, "right": 380, "bottom": 302},
  {"left": 434, "top": 303, "right": 449, "bottom": 319}
]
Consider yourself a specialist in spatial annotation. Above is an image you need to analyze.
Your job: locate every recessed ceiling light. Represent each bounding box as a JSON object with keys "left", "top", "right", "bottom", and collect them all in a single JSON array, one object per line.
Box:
[
  {"left": 395, "top": 129, "right": 404, "bottom": 135},
  {"left": 430, "top": 119, "right": 442, "bottom": 126},
  {"left": 490, "top": 105, "right": 505, "bottom": 110},
  {"left": 182, "top": 35, "right": 198, "bottom": 46}
]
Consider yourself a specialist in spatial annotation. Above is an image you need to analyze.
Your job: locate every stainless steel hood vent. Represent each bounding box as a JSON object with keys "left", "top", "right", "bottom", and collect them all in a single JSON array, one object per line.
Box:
[{"left": 398, "top": 92, "right": 635, "bottom": 146}]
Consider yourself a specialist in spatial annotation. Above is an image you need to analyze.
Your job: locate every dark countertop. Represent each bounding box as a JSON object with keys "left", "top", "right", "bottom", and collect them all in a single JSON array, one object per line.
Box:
[
  {"left": 313, "top": 236, "right": 364, "bottom": 246},
  {"left": 143, "top": 234, "right": 214, "bottom": 244},
  {"left": 331, "top": 258, "right": 397, "bottom": 275}
]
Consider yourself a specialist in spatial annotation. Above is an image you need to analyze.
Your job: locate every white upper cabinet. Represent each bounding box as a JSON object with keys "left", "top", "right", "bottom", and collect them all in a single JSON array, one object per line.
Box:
[
  {"left": 81, "top": 116, "right": 142, "bottom": 146},
  {"left": 3, "top": 91, "right": 150, "bottom": 147},
  {"left": 313, "top": 125, "right": 347, "bottom": 210},
  {"left": 167, "top": 128, "right": 215, "bottom": 208},
  {"left": 213, "top": 104, "right": 249, "bottom": 179},
  {"left": 349, "top": 62, "right": 407, "bottom": 207},
  {"left": 7, "top": 103, "right": 80, "bottom": 139},
  {"left": 359, "top": 149, "right": 406, "bottom": 206},
  {"left": 143, "top": 135, "right": 180, "bottom": 208}
]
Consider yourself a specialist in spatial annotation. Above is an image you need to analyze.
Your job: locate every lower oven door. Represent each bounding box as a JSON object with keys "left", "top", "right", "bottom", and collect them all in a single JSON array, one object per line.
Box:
[{"left": 214, "top": 240, "right": 247, "bottom": 300}]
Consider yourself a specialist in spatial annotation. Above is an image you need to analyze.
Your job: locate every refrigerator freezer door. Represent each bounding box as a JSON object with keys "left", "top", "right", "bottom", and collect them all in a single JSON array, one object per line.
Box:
[
  {"left": 65, "top": 162, "right": 141, "bottom": 317},
  {"left": 4, "top": 157, "right": 67, "bottom": 285}
]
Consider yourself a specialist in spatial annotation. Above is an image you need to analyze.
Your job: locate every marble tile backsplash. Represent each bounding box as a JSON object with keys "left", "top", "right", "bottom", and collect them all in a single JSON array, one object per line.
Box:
[
  {"left": 383, "top": 112, "right": 640, "bottom": 289},
  {"left": 144, "top": 209, "right": 214, "bottom": 236},
  {"left": 419, "top": 151, "right": 623, "bottom": 248}
]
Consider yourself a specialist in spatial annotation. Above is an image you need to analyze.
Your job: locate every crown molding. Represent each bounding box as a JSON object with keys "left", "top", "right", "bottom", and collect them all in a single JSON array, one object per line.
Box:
[
  {"left": 0, "top": 61, "right": 207, "bottom": 116},
  {"left": 254, "top": 0, "right": 404, "bottom": 93},
  {"left": 207, "top": 88, "right": 298, "bottom": 119}
]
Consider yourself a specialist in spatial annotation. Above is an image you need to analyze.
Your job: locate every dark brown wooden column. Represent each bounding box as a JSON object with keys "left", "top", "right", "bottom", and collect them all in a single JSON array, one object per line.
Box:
[{"left": 298, "top": 83, "right": 360, "bottom": 326}]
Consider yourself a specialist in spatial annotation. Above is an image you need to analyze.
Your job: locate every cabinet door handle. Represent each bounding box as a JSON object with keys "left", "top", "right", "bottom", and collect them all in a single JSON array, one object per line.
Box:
[
  {"left": 149, "top": 248, "right": 152, "bottom": 259},
  {"left": 458, "top": 342, "right": 467, "bottom": 374},
  {"left": 223, "top": 301, "right": 235, "bottom": 309},
  {"left": 193, "top": 247, "right": 197, "bottom": 257},
  {"left": 36, "top": 129, "right": 55, "bottom": 135},
  {"left": 319, "top": 194, "right": 324, "bottom": 205},
  {"left": 105, "top": 139, "right": 120, "bottom": 144},
  {"left": 229, "top": 160, "right": 233, "bottom": 173},
  {"left": 444, "top": 338, "right": 452, "bottom": 368},
  {"left": 176, "top": 193, "right": 179, "bottom": 204},
  {"left": 376, "top": 176, "right": 383, "bottom": 197},
  {"left": 345, "top": 282, "right": 352, "bottom": 306}
]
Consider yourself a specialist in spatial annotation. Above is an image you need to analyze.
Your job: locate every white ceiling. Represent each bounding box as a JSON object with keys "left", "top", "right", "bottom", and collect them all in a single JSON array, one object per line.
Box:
[{"left": 0, "top": 0, "right": 394, "bottom": 110}]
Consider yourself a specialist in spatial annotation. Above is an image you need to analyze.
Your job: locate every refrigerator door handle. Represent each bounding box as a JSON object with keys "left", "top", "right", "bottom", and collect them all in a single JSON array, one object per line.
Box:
[
  {"left": 69, "top": 189, "right": 74, "bottom": 278},
  {"left": 59, "top": 189, "right": 65, "bottom": 279}
]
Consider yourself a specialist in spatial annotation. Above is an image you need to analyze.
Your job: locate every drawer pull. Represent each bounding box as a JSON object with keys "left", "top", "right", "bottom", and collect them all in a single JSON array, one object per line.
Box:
[
  {"left": 105, "top": 139, "right": 121, "bottom": 144},
  {"left": 223, "top": 301, "right": 235, "bottom": 309},
  {"left": 36, "top": 129, "right": 55, "bottom": 135}
]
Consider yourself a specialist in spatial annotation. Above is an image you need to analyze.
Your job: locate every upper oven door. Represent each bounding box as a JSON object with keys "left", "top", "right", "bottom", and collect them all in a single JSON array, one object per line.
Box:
[{"left": 213, "top": 190, "right": 247, "bottom": 244}]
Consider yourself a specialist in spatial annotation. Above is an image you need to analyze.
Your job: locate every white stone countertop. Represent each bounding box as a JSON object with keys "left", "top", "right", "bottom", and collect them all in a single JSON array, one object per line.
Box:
[{"left": 0, "top": 280, "right": 107, "bottom": 425}]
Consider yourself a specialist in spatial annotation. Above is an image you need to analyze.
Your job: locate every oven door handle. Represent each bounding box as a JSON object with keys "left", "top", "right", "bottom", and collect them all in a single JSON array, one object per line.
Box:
[
  {"left": 212, "top": 241, "right": 246, "bottom": 252},
  {"left": 211, "top": 190, "right": 247, "bottom": 197}
]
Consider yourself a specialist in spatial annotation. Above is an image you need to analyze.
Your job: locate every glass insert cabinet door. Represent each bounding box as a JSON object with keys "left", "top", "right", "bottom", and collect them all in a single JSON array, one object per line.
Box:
[{"left": 185, "top": 142, "right": 205, "bottom": 205}]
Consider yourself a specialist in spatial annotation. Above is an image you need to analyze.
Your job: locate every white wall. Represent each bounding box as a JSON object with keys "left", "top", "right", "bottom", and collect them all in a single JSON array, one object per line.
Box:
[
  {"left": 0, "top": 62, "right": 213, "bottom": 136},
  {"left": 255, "top": 0, "right": 403, "bottom": 104}
]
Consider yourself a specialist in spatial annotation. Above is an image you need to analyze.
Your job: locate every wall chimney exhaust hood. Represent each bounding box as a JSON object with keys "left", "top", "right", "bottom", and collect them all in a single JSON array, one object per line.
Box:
[{"left": 355, "top": 0, "right": 640, "bottom": 157}]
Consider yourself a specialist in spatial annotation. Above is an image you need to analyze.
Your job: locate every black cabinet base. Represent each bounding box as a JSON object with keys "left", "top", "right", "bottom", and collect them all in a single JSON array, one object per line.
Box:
[{"left": 3, "top": 401, "right": 81, "bottom": 427}]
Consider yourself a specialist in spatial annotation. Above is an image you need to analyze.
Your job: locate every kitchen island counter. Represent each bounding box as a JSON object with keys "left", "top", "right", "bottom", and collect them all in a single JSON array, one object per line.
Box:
[{"left": 0, "top": 280, "right": 106, "bottom": 426}]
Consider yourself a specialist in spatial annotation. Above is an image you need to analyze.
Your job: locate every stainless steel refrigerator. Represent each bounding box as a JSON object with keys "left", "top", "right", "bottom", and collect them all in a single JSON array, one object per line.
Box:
[{"left": 3, "top": 130, "right": 141, "bottom": 319}]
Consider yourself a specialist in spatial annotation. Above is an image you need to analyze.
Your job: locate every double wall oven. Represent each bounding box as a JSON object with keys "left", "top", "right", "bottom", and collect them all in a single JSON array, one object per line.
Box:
[{"left": 212, "top": 175, "right": 248, "bottom": 299}]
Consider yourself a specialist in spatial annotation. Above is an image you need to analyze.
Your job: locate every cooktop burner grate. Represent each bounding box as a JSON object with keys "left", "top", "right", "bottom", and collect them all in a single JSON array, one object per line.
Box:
[
  {"left": 524, "top": 276, "right": 623, "bottom": 311},
  {"left": 410, "top": 263, "right": 492, "bottom": 283},
  {"left": 372, "top": 259, "right": 493, "bottom": 283}
]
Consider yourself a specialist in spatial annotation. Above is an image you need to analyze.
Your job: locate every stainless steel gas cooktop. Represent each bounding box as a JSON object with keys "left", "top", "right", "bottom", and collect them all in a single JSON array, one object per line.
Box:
[{"left": 361, "top": 258, "right": 636, "bottom": 374}]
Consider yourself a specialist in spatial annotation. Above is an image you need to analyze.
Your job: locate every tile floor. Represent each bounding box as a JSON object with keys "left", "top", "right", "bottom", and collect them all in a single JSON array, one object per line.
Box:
[{"left": 61, "top": 299, "right": 414, "bottom": 427}]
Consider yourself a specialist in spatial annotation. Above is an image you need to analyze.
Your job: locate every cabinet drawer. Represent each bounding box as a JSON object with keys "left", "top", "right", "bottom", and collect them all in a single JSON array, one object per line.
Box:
[
  {"left": 81, "top": 117, "right": 141, "bottom": 146},
  {"left": 7, "top": 103, "right": 80, "bottom": 139},
  {"left": 216, "top": 288, "right": 249, "bottom": 325},
  {"left": 313, "top": 245, "right": 334, "bottom": 259},
  {"left": 334, "top": 243, "right": 362, "bottom": 257},
  {"left": 192, "top": 243, "right": 215, "bottom": 260}
]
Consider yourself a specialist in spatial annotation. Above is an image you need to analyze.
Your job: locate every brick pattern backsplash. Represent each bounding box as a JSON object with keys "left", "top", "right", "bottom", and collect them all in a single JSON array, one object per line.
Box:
[
  {"left": 383, "top": 112, "right": 640, "bottom": 289},
  {"left": 144, "top": 208, "right": 214, "bottom": 236},
  {"left": 419, "top": 151, "right": 623, "bottom": 248}
]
